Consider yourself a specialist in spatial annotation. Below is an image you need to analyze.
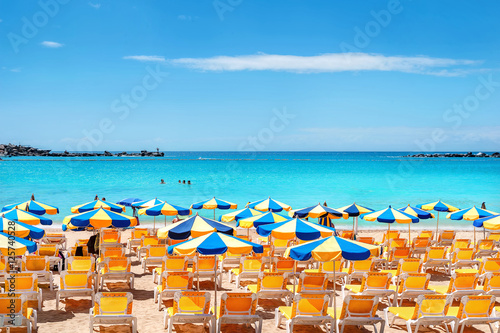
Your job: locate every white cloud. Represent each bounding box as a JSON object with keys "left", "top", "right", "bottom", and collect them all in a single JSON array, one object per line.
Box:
[
  {"left": 41, "top": 41, "right": 63, "bottom": 48},
  {"left": 170, "top": 53, "right": 483, "bottom": 76},
  {"left": 10, "top": 68, "right": 21, "bottom": 72},
  {"left": 88, "top": 2, "right": 101, "bottom": 9},
  {"left": 123, "top": 55, "right": 166, "bottom": 62}
]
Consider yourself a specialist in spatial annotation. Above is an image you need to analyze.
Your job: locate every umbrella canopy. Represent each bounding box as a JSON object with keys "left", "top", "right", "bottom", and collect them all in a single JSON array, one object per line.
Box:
[
  {"left": 238, "top": 211, "right": 289, "bottom": 228},
  {"left": 336, "top": 203, "right": 374, "bottom": 217},
  {"left": 474, "top": 215, "right": 500, "bottom": 230},
  {"left": 284, "top": 235, "right": 381, "bottom": 261},
  {"left": 139, "top": 202, "right": 192, "bottom": 217},
  {"left": 398, "top": 205, "right": 435, "bottom": 219},
  {"left": 1, "top": 208, "right": 53, "bottom": 225},
  {"left": 2, "top": 199, "right": 59, "bottom": 215},
  {"left": 219, "top": 208, "right": 261, "bottom": 223},
  {"left": 447, "top": 206, "right": 497, "bottom": 221},
  {"left": 0, "top": 217, "right": 45, "bottom": 239},
  {"left": 131, "top": 198, "right": 165, "bottom": 208},
  {"left": 417, "top": 200, "right": 459, "bottom": 212},
  {"left": 191, "top": 197, "right": 237, "bottom": 210},
  {"left": 116, "top": 198, "right": 143, "bottom": 207},
  {"left": 157, "top": 214, "right": 235, "bottom": 240},
  {"left": 168, "top": 231, "right": 263, "bottom": 256},
  {"left": 0, "top": 231, "right": 37, "bottom": 255},
  {"left": 363, "top": 206, "right": 419, "bottom": 224},
  {"left": 256, "top": 218, "right": 336, "bottom": 241},
  {"left": 62, "top": 208, "right": 137, "bottom": 230},
  {"left": 247, "top": 197, "right": 291, "bottom": 212},
  {"left": 71, "top": 199, "right": 125, "bottom": 214},
  {"left": 291, "top": 203, "right": 348, "bottom": 219}
]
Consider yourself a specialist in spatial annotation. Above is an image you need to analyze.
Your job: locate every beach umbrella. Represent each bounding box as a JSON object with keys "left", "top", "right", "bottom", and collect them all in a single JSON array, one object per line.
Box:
[
  {"left": 62, "top": 208, "right": 137, "bottom": 230},
  {"left": 0, "top": 217, "right": 45, "bottom": 239},
  {"left": 157, "top": 214, "right": 235, "bottom": 240},
  {"left": 131, "top": 198, "right": 165, "bottom": 208},
  {"left": 336, "top": 203, "right": 374, "bottom": 238},
  {"left": 474, "top": 215, "right": 500, "bottom": 230},
  {"left": 71, "top": 199, "right": 125, "bottom": 214},
  {"left": 417, "top": 200, "right": 460, "bottom": 241},
  {"left": 219, "top": 208, "right": 261, "bottom": 223},
  {"left": 247, "top": 197, "right": 291, "bottom": 212},
  {"left": 291, "top": 203, "right": 348, "bottom": 220},
  {"left": 447, "top": 206, "right": 497, "bottom": 243},
  {"left": 168, "top": 231, "right": 263, "bottom": 332},
  {"left": 2, "top": 195, "right": 59, "bottom": 215},
  {"left": 256, "top": 218, "right": 336, "bottom": 241},
  {"left": 1, "top": 208, "right": 53, "bottom": 225},
  {"left": 363, "top": 206, "right": 419, "bottom": 246},
  {"left": 139, "top": 202, "right": 192, "bottom": 228},
  {"left": 116, "top": 198, "right": 143, "bottom": 207},
  {"left": 0, "top": 231, "right": 38, "bottom": 255},
  {"left": 284, "top": 235, "right": 381, "bottom": 327},
  {"left": 191, "top": 197, "right": 237, "bottom": 219},
  {"left": 238, "top": 211, "right": 289, "bottom": 228},
  {"left": 398, "top": 205, "right": 435, "bottom": 240}
]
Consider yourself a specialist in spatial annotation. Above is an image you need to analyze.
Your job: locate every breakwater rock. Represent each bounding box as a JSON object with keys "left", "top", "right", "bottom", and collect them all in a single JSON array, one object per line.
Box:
[
  {"left": 405, "top": 152, "right": 500, "bottom": 158},
  {"left": 0, "top": 144, "right": 164, "bottom": 157}
]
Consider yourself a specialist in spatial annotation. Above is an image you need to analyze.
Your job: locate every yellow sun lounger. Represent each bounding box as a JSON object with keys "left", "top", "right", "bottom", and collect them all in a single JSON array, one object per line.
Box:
[
  {"left": 385, "top": 294, "right": 457, "bottom": 333},
  {"left": 36, "top": 244, "right": 62, "bottom": 272},
  {"left": 155, "top": 271, "right": 194, "bottom": 311},
  {"left": 286, "top": 272, "right": 333, "bottom": 305},
  {"left": 213, "top": 292, "right": 262, "bottom": 333},
  {"left": 393, "top": 273, "right": 434, "bottom": 306},
  {"left": 246, "top": 272, "right": 292, "bottom": 305},
  {"left": 410, "top": 237, "right": 432, "bottom": 257},
  {"left": 187, "top": 255, "right": 222, "bottom": 289},
  {"left": 380, "top": 258, "right": 422, "bottom": 285},
  {"left": 163, "top": 291, "right": 214, "bottom": 333},
  {"left": 98, "top": 256, "right": 134, "bottom": 291},
  {"left": 0, "top": 293, "right": 37, "bottom": 333},
  {"left": 303, "top": 260, "right": 348, "bottom": 286},
  {"left": 141, "top": 245, "right": 168, "bottom": 273},
  {"left": 230, "top": 256, "right": 264, "bottom": 288},
  {"left": 89, "top": 292, "right": 137, "bottom": 333},
  {"left": 450, "top": 248, "right": 480, "bottom": 272},
  {"left": 56, "top": 270, "right": 95, "bottom": 310},
  {"left": 127, "top": 228, "right": 148, "bottom": 253},
  {"left": 429, "top": 272, "right": 482, "bottom": 301},
  {"left": 22, "top": 255, "right": 54, "bottom": 290},
  {"left": 66, "top": 256, "right": 96, "bottom": 272},
  {"left": 3, "top": 273, "right": 42, "bottom": 311},
  {"left": 422, "top": 247, "right": 451, "bottom": 275},
  {"left": 346, "top": 258, "right": 376, "bottom": 283},
  {"left": 447, "top": 295, "right": 500, "bottom": 333},
  {"left": 152, "top": 256, "right": 189, "bottom": 284},
  {"left": 343, "top": 272, "right": 397, "bottom": 306},
  {"left": 275, "top": 293, "right": 333, "bottom": 333},
  {"left": 328, "top": 294, "right": 384, "bottom": 333}
]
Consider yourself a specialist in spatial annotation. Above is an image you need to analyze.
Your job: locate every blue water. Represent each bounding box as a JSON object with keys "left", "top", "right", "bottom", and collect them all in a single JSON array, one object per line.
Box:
[{"left": 1, "top": 152, "right": 499, "bottom": 229}]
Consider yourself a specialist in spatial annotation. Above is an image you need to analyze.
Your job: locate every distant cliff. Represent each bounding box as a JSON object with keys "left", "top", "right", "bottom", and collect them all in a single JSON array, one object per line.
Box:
[
  {"left": 0, "top": 144, "right": 164, "bottom": 157},
  {"left": 405, "top": 152, "right": 500, "bottom": 158}
]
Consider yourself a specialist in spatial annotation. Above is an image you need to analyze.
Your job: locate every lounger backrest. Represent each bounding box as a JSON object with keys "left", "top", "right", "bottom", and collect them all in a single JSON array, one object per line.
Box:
[
  {"left": 102, "top": 257, "right": 131, "bottom": 273},
  {"left": 23, "top": 255, "right": 49, "bottom": 272},
  {"left": 424, "top": 247, "right": 447, "bottom": 260},
  {"left": 60, "top": 270, "right": 93, "bottom": 289},
  {"left": 382, "top": 231, "right": 400, "bottom": 243},
  {"left": 131, "top": 228, "right": 148, "bottom": 240},
  {"left": 173, "top": 291, "right": 210, "bottom": 315},
  {"left": 483, "top": 273, "right": 500, "bottom": 291},
  {"left": 389, "top": 247, "right": 411, "bottom": 261},
  {"left": 439, "top": 230, "right": 456, "bottom": 242},
  {"left": 220, "top": 292, "right": 257, "bottom": 316},
  {"left": 195, "top": 256, "right": 216, "bottom": 272},
  {"left": 101, "top": 229, "right": 120, "bottom": 243},
  {"left": 357, "top": 237, "right": 375, "bottom": 244},
  {"left": 0, "top": 293, "right": 28, "bottom": 316},
  {"left": 67, "top": 256, "right": 95, "bottom": 271},
  {"left": 291, "top": 293, "right": 329, "bottom": 318},
  {"left": 100, "top": 247, "right": 125, "bottom": 258},
  {"left": 4, "top": 273, "right": 38, "bottom": 292},
  {"left": 412, "top": 237, "right": 431, "bottom": 249},
  {"left": 389, "top": 238, "right": 407, "bottom": 248},
  {"left": 37, "top": 244, "right": 58, "bottom": 257},
  {"left": 94, "top": 292, "right": 133, "bottom": 315},
  {"left": 450, "top": 273, "right": 479, "bottom": 292},
  {"left": 397, "top": 258, "right": 422, "bottom": 276},
  {"left": 348, "top": 259, "right": 374, "bottom": 274},
  {"left": 146, "top": 245, "right": 167, "bottom": 258},
  {"left": 339, "top": 295, "right": 378, "bottom": 320},
  {"left": 457, "top": 295, "right": 495, "bottom": 319},
  {"left": 340, "top": 231, "right": 354, "bottom": 239},
  {"left": 451, "top": 239, "right": 471, "bottom": 252},
  {"left": 257, "top": 272, "right": 287, "bottom": 291},
  {"left": 141, "top": 236, "right": 159, "bottom": 247},
  {"left": 273, "top": 257, "right": 296, "bottom": 273},
  {"left": 360, "top": 272, "right": 391, "bottom": 291},
  {"left": 162, "top": 271, "right": 193, "bottom": 290},
  {"left": 477, "top": 239, "right": 495, "bottom": 251},
  {"left": 452, "top": 248, "right": 476, "bottom": 262},
  {"left": 414, "top": 294, "right": 452, "bottom": 319},
  {"left": 321, "top": 260, "right": 343, "bottom": 272},
  {"left": 239, "top": 257, "right": 263, "bottom": 273},
  {"left": 163, "top": 256, "right": 188, "bottom": 272},
  {"left": 487, "top": 232, "right": 500, "bottom": 242},
  {"left": 398, "top": 273, "right": 430, "bottom": 293},
  {"left": 480, "top": 258, "right": 500, "bottom": 275},
  {"left": 418, "top": 230, "right": 433, "bottom": 239},
  {"left": 297, "top": 272, "right": 327, "bottom": 292}
]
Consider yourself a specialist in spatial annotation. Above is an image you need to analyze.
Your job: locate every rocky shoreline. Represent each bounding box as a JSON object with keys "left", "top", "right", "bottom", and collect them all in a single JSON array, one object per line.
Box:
[
  {"left": 0, "top": 144, "right": 164, "bottom": 157},
  {"left": 405, "top": 152, "right": 500, "bottom": 158}
]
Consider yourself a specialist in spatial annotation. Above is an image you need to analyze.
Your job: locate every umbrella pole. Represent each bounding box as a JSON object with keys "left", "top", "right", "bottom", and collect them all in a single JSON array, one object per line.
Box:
[
  {"left": 214, "top": 209, "right": 216, "bottom": 220},
  {"left": 408, "top": 223, "right": 411, "bottom": 244},
  {"left": 333, "top": 261, "right": 337, "bottom": 333},
  {"left": 214, "top": 254, "right": 218, "bottom": 333},
  {"left": 474, "top": 227, "right": 476, "bottom": 246},
  {"left": 154, "top": 216, "right": 156, "bottom": 231},
  {"left": 197, "top": 253, "right": 200, "bottom": 290},
  {"left": 292, "top": 260, "right": 296, "bottom": 294},
  {"left": 435, "top": 212, "right": 440, "bottom": 242},
  {"left": 164, "top": 215, "right": 166, "bottom": 227},
  {"left": 352, "top": 217, "right": 355, "bottom": 239}
]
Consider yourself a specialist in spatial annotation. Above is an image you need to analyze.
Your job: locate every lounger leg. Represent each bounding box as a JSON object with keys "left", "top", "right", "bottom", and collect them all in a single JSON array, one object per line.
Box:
[
  {"left": 167, "top": 318, "right": 173, "bottom": 333},
  {"left": 275, "top": 308, "right": 281, "bottom": 328},
  {"left": 158, "top": 294, "right": 162, "bottom": 311},
  {"left": 218, "top": 319, "right": 222, "bottom": 333},
  {"left": 287, "top": 320, "right": 293, "bottom": 333},
  {"left": 258, "top": 318, "right": 263, "bottom": 333},
  {"left": 132, "top": 317, "right": 137, "bottom": 333},
  {"left": 56, "top": 292, "right": 59, "bottom": 310},
  {"left": 406, "top": 321, "right": 413, "bottom": 333},
  {"left": 163, "top": 311, "right": 168, "bottom": 329}
]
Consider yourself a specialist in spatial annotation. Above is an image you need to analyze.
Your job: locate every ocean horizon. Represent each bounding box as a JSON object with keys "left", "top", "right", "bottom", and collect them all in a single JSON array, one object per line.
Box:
[{"left": 1, "top": 151, "right": 498, "bottom": 229}]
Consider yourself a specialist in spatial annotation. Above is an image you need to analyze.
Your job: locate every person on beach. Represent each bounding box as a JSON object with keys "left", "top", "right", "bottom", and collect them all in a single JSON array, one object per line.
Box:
[
  {"left": 102, "top": 197, "right": 106, "bottom": 201},
  {"left": 160, "top": 179, "right": 165, "bottom": 184},
  {"left": 94, "top": 195, "right": 99, "bottom": 200},
  {"left": 188, "top": 180, "right": 191, "bottom": 185}
]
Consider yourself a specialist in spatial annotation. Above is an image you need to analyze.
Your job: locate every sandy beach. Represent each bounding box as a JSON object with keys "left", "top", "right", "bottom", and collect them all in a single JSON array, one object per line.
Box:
[{"left": 27, "top": 227, "right": 491, "bottom": 333}]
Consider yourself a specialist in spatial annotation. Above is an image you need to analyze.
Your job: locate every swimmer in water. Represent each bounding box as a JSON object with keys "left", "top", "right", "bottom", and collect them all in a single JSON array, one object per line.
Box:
[
  {"left": 188, "top": 180, "right": 191, "bottom": 185},
  {"left": 160, "top": 179, "right": 165, "bottom": 184},
  {"left": 183, "top": 180, "right": 186, "bottom": 184}
]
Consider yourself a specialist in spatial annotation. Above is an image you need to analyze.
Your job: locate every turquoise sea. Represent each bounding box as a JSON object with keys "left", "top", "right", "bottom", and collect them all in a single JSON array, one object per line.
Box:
[{"left": 0, "top": 152, "right": 499, "bottom": 230}]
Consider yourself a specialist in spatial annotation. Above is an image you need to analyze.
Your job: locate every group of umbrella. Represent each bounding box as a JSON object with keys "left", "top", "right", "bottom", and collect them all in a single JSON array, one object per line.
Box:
[{"left": 1, "top": 194, "right": 500, "bottom": 328}]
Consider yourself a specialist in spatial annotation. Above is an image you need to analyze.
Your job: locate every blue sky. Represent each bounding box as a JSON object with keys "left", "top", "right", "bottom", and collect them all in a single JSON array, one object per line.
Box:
[{"left": 1, "top": 0, "right": 499, "bottom": 151}]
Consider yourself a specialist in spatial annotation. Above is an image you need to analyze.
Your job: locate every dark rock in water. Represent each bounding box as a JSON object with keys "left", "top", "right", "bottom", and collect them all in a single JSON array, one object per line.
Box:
[
  {"left": 0, "top": 144, "right": 165, "bottom": 158},
  {"left": 405, "top": 151, "right": 499, "bottom": 158}
]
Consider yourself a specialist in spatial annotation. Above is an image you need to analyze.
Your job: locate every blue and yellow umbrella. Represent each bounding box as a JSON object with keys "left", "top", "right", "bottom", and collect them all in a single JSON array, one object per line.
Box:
[
  {"left": 219, "top": 208, "right": 261, "bottom": 223},
  {"left": 398, "top": 205, "right": 435, "bottom": 219},
  {"left": 63, "top": 208, "right": 137, "bottom": 230},
  {"left": 2, "top": 198, "right": 59, "bottom": 215},
  {"left": 284, "top": 235, "right": 381, "bottom": 322},
  {"left": 291, "top": 203, "right": 348, "bottom": 219},
  {"left": 238, "top": 211, "right": 289, "bottom": 228},
  {"left": 1, "top": 208, "right": 53, "bottom": 225},
  {"left": 191, "top": 197, "right": 237, "bottom": 219},
  {"left": 363, "top": 206, "right": 419, "bottom": 241},
  {"left": 256, "top": 218, "right": 336, "bottom": 241},
  {"left": 0, "top": 231, "right": 38, "bottom": 255},
  {"left": 139, "top": 202, "right": 192, "bottom": 228},
  {"left": 474, "top": 215, "right": 500, "bottom": 230},
  {"left": 71, "top": 199, "right": 125, "bottom": 214},
  {"left": 116, "top": 198, "right": 143, "bottom": 207},
  {"left": 417, "top": 200, "right": 460, "bottom": 241},
  {"left": 247, "top": 197, "right": 291, "bottom": 212},
  {"left": 0, "top": 217, "right": 45, "bottom": 239},
  {"left": 448, "top": 206, "right": 497, "bottom": 243},
  {"left": 157, "top": 214, "right": 235, "bottom": 240},
  {"left": 131, "top": 198, "right": 165, "bottom": 208},
  {"left": 336, "top": 203, "right": 375, "bottom": 238}
]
